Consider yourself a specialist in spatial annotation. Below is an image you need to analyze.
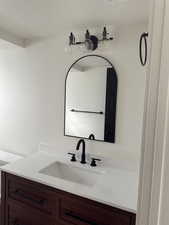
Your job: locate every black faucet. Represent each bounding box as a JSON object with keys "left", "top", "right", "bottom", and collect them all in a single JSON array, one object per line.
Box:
[{"left": 76, "top": 139, "right": 86, "bottom": 164}]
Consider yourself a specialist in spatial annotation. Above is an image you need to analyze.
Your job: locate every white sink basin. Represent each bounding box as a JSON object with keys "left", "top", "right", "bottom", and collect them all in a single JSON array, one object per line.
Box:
[{"left": 39, "top": 161, "right": 102, "bottom": 186}]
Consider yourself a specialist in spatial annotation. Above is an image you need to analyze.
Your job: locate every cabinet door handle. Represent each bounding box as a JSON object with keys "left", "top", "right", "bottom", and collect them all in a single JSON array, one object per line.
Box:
[
  {"left": 64, "top": 209, "right": 99, "bottom": 225},
  {"left": 13, "top": 189, "right": 46, "bottom": 206}
]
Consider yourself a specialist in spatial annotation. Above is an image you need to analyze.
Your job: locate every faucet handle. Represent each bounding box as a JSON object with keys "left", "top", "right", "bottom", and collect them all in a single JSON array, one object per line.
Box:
[
  {"left": 90, "top": 158, "right": 101, "bottom": 167},
  {"left": 68, "top": 153, "right": 77, "bottom": 162}
]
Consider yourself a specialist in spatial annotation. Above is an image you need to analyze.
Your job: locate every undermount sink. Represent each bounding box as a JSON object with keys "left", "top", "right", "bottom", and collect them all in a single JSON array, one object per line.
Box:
[{"left": 39, "top": 161, "right": 102, "bottom": 186}]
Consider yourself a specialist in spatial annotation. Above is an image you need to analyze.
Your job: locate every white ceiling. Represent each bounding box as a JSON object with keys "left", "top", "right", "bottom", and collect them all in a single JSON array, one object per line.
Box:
[{"left": 0, "top": 0, "right": 149, "bottom": 40}]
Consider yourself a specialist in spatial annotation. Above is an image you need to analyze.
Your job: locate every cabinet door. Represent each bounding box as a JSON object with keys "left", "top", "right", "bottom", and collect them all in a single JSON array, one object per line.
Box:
[
  {"left": 5, "top": 201, "right": 55, "bottom": 225},
  {"left": 58, "top": 195, "right": 135, "bottom": 225},
  {"left": 6, "top": 172, "right": 56, "bottom": 215}
]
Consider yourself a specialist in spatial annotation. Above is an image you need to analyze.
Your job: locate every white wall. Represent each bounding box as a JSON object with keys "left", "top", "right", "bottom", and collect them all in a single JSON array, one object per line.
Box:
[{"left": 0, "top": 23, "right": 147, "bottom": 171}]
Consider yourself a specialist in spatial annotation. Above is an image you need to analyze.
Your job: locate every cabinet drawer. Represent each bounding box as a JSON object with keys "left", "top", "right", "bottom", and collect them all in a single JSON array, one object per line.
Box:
[
  {"left": 6, "top": 201, "right": 54, "bottom": 225},
  {"left": 59, "top": 196, "right": 135, "bottom": 225},
  {"left": 6, "top": 174, "right": 56, "bottom": 215}
]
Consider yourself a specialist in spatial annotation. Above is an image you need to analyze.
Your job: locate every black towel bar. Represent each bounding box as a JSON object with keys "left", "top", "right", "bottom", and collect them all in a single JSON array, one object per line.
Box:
[{"left": 70, "top": 109, "right": 103, "bottom": 115}]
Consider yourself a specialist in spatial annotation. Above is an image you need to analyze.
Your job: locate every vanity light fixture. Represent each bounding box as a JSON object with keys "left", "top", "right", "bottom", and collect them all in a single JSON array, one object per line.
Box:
[{"left": 69, "top": 27, "right": 114, "bottom": 51}]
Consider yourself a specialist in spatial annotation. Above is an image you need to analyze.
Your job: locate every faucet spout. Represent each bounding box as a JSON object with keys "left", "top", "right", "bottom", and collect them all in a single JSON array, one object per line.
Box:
[{"left": 76, "top": 139, "right": 86, "bottom": 164}]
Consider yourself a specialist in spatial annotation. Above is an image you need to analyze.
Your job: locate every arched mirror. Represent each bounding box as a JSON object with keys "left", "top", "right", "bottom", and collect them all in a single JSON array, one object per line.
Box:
[{"left": 64, "top": 55, "right": 118, "bottom": 143}]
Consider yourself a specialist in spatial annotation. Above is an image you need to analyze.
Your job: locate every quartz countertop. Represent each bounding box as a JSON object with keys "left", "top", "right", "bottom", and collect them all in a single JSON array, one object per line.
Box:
[
  {"left": 0, "top": 150, "right": 23, "bottom": 164},
  {"left": 1, "top": 151, "right": 139, "bottom": 213}
]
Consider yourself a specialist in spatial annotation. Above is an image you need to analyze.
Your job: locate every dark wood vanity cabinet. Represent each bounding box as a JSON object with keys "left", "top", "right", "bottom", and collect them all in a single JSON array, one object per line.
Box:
[{"left": 1, "top": 172, "right": 136, "bottom": 225}]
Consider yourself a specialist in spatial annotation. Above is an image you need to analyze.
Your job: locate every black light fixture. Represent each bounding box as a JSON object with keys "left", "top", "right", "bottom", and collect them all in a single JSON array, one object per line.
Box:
[
  {"left": 69, "top": 32, "right": 75, "bottom": 45},
  {"left": 68, "top": 27, "right": 114, "bottom": 51},
  {"left": 103, "top": 27, "right": 108, "bottom": 40},
  {"left": 85, "top": 30, "right": 90, "bottom": 40}
]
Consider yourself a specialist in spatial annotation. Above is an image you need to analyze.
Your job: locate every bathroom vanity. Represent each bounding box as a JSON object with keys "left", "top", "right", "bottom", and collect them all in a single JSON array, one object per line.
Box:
[
  {"left": 0, "top": 151, "right": 137, "bottom": 225},
  {"left": 1, "top": 172, "right": 136, "bottom": 225}
]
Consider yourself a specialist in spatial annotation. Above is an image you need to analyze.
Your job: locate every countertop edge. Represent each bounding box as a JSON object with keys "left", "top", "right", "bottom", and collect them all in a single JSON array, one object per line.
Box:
[{"left": 1, "top": 167, "right": 137, "bottom": 214}]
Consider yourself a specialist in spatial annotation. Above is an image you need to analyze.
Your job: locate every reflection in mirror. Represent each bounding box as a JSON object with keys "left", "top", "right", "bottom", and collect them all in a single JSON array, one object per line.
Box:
[{"left": 65, "top": 55, "right": 117, "bottom": 143}]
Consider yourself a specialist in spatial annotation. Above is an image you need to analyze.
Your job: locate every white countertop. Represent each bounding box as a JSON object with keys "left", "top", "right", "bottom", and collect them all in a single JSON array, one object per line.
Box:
[
  {"left": 0, "top": 150, "right": 23, "bottom": 163},
  {"left": 1, "top": 151, "right": 138, "bottom": 213}
]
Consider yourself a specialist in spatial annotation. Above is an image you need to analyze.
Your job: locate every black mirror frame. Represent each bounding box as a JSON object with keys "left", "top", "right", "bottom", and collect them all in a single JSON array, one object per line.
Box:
[{"left": 64, "top": 54, "right": 118, "bottom": 143}]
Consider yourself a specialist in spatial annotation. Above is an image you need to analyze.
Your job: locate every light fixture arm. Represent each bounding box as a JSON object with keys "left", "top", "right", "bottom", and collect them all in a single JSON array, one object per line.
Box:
[{"left": 68, "top": 27, "right": 114, "bottom": 51}]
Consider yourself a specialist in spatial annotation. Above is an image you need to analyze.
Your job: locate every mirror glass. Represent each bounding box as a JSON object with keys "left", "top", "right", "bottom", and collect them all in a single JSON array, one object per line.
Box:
[{"left": 65, "top": 55, "right": 117, "bottom": 143}]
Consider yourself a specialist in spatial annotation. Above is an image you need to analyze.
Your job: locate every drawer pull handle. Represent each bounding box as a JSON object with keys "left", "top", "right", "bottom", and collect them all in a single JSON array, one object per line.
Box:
[
  {"left": 13, "top": 189, "right": 46, "bottom": 206},
  {"left": 64, "top": 209, "right": 98, "bottom": 225}
]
